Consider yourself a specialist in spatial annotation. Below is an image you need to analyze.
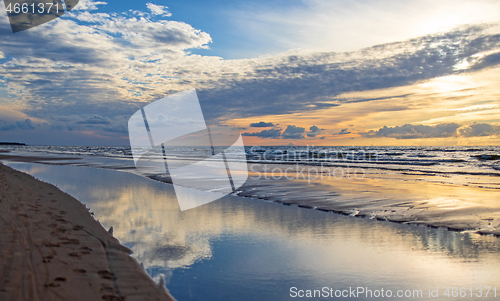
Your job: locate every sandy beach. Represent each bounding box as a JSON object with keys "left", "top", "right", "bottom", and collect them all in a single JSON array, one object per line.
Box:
[{"left": 0, "top": 163, "right": 176, "bottom": 301}]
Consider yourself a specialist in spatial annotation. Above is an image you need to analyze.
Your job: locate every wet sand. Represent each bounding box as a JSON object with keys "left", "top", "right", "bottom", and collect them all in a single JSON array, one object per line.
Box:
[
  {"left": 0, "top": 163, "right": 176, "bottom": 301},
  {"left": 0, "top": 153, "right": 82, "bottom": 163}
]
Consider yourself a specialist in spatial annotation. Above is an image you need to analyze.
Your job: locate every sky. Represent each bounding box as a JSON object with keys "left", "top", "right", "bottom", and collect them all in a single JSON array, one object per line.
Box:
[{"left": 0, "top": 0, "right": 500, "bottom": 146}]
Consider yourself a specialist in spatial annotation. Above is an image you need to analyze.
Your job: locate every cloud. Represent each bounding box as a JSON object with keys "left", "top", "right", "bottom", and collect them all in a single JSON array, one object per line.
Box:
[
  {"left": 282, "top": 125, "right": 305, "bottom": 139},
  {"left": 16, "top": 119, "right": 36, "bottom": 129},
  {"left": 146, "top": 3, "right": 172, "bottom": 16},
  {"left": 74, "top": 12, "right": 212, "bottom": 52},
  {"left": 307, "top": 125, "right": 321, "bottom": 137},
  {"left": 457, "top": 123, "right": 500, "bottom": 137},
  {"left": 76, "top": 115, "right": 111, "bottom": 125},
  {"left": 242, "top": 128, "right": 282, "bottom": 139},
  {"left": 250, "top": 121, "right": 275, "bottom": 127},
  {"left": 337, "top": 129, "right": 351, "bottom": 135},
  {"left": 244, "top": 124, "right": 316, "bottom": 139},
  {"left": 73, "top": 0, "right": 107, "bottom": 11},
  {"left": 309, "top": 125, "right": 320, "bottom": 132},
  {"left": 0, "top": 119, "right": 36, "bottom": 130},
  {"left": 469, "top": 51, "right": 500, "bottom": 71},
  {"left": 364, "top": 123, "right": 460, "bottom": 139},
  {"left": 445, "top": 104, "right": 500, "bottom": 112},
  {"left": 364, "top": 122, "right": 500, "bottom": 139}
]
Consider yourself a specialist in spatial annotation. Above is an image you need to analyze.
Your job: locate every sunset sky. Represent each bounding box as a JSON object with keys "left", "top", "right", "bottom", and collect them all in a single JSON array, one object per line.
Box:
[{"left": 1, "top": 0, "right": 500, "bottom": 146}]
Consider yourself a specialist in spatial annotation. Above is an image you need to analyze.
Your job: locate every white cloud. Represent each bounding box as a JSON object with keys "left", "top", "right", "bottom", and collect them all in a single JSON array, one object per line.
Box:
[
  {"left": 73, "top": 0, "right": 107, "bottom": 11},
  {"left": 75, "top": 11, "right": 111, "bottom": 22},
  {"left": 0, "top": 2, "right": 215, "bottom": 130},
  {"left": 445, "top": 104, "right": 500, "bottom": 112},
  {"left": 146, "top": 2, "right": 172, "bottom": 16}
]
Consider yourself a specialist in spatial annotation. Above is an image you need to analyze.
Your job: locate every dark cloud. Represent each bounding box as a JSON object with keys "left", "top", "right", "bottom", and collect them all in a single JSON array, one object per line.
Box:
[
  {"left": 17, "top": 119, "right": 36, "bottom": 129},
  {"left": 76, "top": 115, "right": 111, "bottom": 125},
  {"left": 310, "top": 125, "right": 320, "bottom": 132},
  {"left": 364, "top": 122, "right": 500, "bottom": 139},
  {"left": 338, "top": 128, "right": 351, "bottom": 135},
  {"left": 282, "top": 125, "right": 305, "bottom": 139},
  {"left": 364, "top": 123, "right": 460, "bottom": 139},
  {"left": 242, "top": 128, "right": 282, "bottom": 139},
  {"left": 307, "top": 125, "right": 321, "bottom": 137},
  {"left": 152, "top": 29, "right": 201, "bottom": 47},
  {"left": 469, "top": 49, "right": 500, "bottom": 71},
  {"left": 0, "top": 124, "right": 16, "bottom": 131},
  {"left": 250, "top": 121, "right": 275, "bottom": 127},
  {"left": 244, "top": 124, "right": 319, "bottom": 139},
  {"left": 457, "top": 123, "right": 500, "bottom": 137},
  {"left": 0, "top": 22, "right": 107, "bottom": 65},
  {"left": 0, "top": 119, "right": 36, "bottom": 131},
  {"left": 342, "top": 93, "right": 414, "bottom": 104},
  {"left": 42, "top": 114, "right": 130, "bottom": 134}
]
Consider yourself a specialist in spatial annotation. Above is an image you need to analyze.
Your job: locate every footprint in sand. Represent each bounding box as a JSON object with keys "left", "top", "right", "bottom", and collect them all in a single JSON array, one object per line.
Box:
[
  {"left": 42, "top": 255, "right": 54, "bottom": 263},
  {"left": 44, "top": 282, "right": 60, "bottom": 288},
  {"left": 98, "top": 270, "right": 116, "bottom": 280},
  {"left": 80, "top": 246, "right": 92, "bottom": 254}
]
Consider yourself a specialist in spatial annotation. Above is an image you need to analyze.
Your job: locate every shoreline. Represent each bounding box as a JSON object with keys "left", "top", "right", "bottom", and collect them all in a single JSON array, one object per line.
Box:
[{"left": 0, "top": 163, "right": 176, "bottom": 301}]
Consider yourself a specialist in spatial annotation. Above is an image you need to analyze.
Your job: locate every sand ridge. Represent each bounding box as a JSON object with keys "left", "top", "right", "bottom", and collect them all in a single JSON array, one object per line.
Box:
[{"left": 0, "top": 163, "right": 176, "bottom": 301}]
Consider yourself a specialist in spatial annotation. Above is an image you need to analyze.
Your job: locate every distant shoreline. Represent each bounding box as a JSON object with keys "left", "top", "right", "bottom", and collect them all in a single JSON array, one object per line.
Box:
[{"left": 0, "top": 142, "right": 26, "bottom": 145}]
